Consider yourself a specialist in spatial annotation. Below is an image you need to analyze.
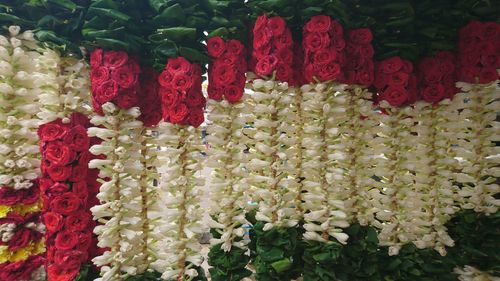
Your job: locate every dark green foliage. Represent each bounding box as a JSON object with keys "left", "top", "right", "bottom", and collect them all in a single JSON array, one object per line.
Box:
[
  {"left": 206, "top": 0, "right": 248, "bottom": 44},
  {"left": 74, "top": 264, "right": 100, "bottom": 281},
  {"left": 82, "top": 0, "right": 154, "bottom": 54},
  {"left": 250, "top": 221, "right": 304, "bottom": 281},
  {"left": 147, "top": 0, "right": 212, "bottom": 70},
  {"left": 208, "top": 244, "right": 252, "bottom": 281},
  {"left": 0, "top": 0, "right": 90, "bottom": 55}
]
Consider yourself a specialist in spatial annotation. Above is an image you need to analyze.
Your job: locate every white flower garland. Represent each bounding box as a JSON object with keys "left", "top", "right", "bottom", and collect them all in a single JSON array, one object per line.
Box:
[
  {"left": 454, "top": 265, "right": 500, "bottom": 281},
  {"left": 35, "top": 51, "right": 91, "bottom": 123},
  {"left": 89, "top": 103, "right": 146, "bottom": 280},
  {"left": 454, "top": 80, "right": 500, "bottom": 214},
  {"left": 206, "top": 95, "right": 253, "bottom": 252},
  {"left": 301, "top": 82, "right": 348, "bottom": 244},
  {"left": 151, "top": 123, "right": 205, "bottom": 280},
  {"left": 0, "top": 26, "right": 42, "bottom": 189}
]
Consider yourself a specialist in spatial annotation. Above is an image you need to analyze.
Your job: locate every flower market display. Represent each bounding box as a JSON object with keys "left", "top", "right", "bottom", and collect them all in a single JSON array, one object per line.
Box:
[{"left": 0, "top": 0, "right": 499, "bottom": 281}]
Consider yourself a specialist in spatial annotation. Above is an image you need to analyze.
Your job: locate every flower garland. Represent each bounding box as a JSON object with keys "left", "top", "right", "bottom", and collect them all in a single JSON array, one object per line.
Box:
[
  {"left": 206, "top": 96, "right": 253, "bottom": 280},
  {"left": 39, "top": 113, "right": 100, "bottom": 281},
  {"left": 207, "top": 37, "right": 247, "bottom": 103},
  {"left": 0, "top": 253, "right": 45, "bottom": 281},
  {"left": 158, "top": 57, "right": 206, "bottom": 127},
  {"left": 89, "top": 103, "right": 146, "bottom": 280},
  {"left": 454, "top": 265, "right": 499, "bottom": 281},
  {"left": 0, "top": 26, "right": 47, "bottom": 278},
  {"left": 454, "top": 79, "right": 499, "bottom": 214},
  {"left": 151, "top": 123, "right": 206, "bottom": 281}
]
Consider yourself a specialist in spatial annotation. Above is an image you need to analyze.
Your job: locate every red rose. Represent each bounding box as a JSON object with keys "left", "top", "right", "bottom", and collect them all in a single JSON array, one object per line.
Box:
[
  {"left": 43, "top": 212, "right": 63, "bottom": 233},
  {"left": 50, "top": 193, "right": 81, "bottom": 215},
  {"left": 401, "top": 60, "right": 413, "bottom": 73},
  {"left": 253, "top": 28, "right": 272, "bottom": 50},
  {"left": 76, "top": 231, "right": 92, "bottom": 251},
  {"left": 69, "top": 163, "right": 88, "bottom": 183},
  {"left": 47, "top": 264, "right": 79, "bottom": 281},
  {"left": 329, "top": 20, "right": 344, "bottom": 37},
  {"left": 213, "top": 63, "right": 236, "bottom": 85},
  {"left": 90, "top": 66, "right": 110, "bottom": 86},
  {"left": 303, "top": 32, "right": 330, "bottom": 53},
  {"left": 38, "top": 121, "right": 68, "bottom": 142},
  {"left": 459, "top": 66, "right": 480, "bottom": 83},
  {"left": 91, "top": 97, "right": 104, "bottom": 115},
  {"left": 71, "top": 181, "right": 88, "bottom": 200},
  {"left": 274, "top": 29, "right": 293, "bottom": 50},
  {"left": 359, "top": 44, "right": 375, "bottom": 58},
  {"left": 313, "top": 48, "right": 336, "bottom": 65},
  {"left": 43, "top": 182, "right": 69, "bottom": 199},
  {"left": 223, "top": 85, "right": 244, "bottom": 104},
  {"left": 70, "top": 112, "right": 90, "bottom": 128},
  {"left": 63, "top": 125, "right": 89, "bottom": 152},
  {"left": 255, "top": 55, "right": 278, "bottom": 76},
  {"left": 186, "top": 89, "right": 206, "bottom": 107},
  {"left": 103, "top": 50, "right": 128, "bottom": 68},
  {"left": 0, "top": 259, "right": 36, "bottom": 281},
  {"left": 167, "top": 57, "right": 191, "bottom": 74},
  {"left": 44, "top": 141, "right": 76, "bottom": 166},
  {"left": 160, "top": 88, "right": 182, "bottom": 110},
  {"left": 219, "top": 53, "right": 238, "bottom": 66},
  {"left": 115, "top": 88, "right": 139, "bottom": 109},
  {"left": 276, "top": 63, "right": 292, "bottom": 82},
  {"left": 207, "top": 36, "right": 226, "bottom": 58},
  {"left": 208, "top": 85, "right": 223, "bottom": 101},
  {"left": 90, "top": 48, "right": 103, "bottom": 68},
  {"left": 480, "top": 54, "right": 499, "bottom": 67},
  {"left": 278, "top": 48, "right": 294, "bottom": 64},
  {"left": 7, "top": 228, "right": 31, "bottom": 251},
  {"left": 479, "top": 67, "right": 498, "bottom": 84},
  {"left": 254, "top": 15, "right": 268, "bottom": 32},
  {"left": 381, "top": 85, "right": 409, "bottom": 107},
  {"left": 158, "top": 69, "right": 174, "bottom": 88},
  {"left": 20, "top": 184, "right": 40, "bottom": 205},
  {"left": 226, "top": 39, "right": 244, "bottom": 55},
  {"left": 111, "top": 65, "right": 137, "bottom": 89},
  {"left": 188, "top": 106, "right": 205, "bottom": 128},
  {"left": 0, "top": 187, "right": 22, "bottom": 205},
  {"left": 356, "top": 67, "right": 374, "bottom": 87},
  {"left": 94, "top": 80, "right": 118, "bottom": 104},
  {"left": 54, "top": 250, "right": 85, "bottom": 269},
  {"left": 268, "top": 16, "right": 286, "bottom": 36},
  {"left": 317, "top": 62, "right": 341, "bottom": 81},
  {"left": 140, "top": 110, "right": 162, "bottom": 128},
  {"left": 348, "top": 28, "right": 373, "bottom": 44},
  {"left": 387, "top": 72, "right": 410, "bottom": 87},
  {"left": 65, "top": 212, "right": 91, "bottom": 232},
  {"left": 172, "top": 73, "right": 194, "bottom": 91},
  {"left": 55, "top": 230, "right": 79, "bottom": 250},
  {"left": 332, "top": 38, "right": 346, "bottom": 51},
  {"left": 380, "top": 57, "right": 403, "bottom": 74},
  {"left": 460, "top": 51, "right": 481, "bottom": 66},
  {"left": 421, "top": 84, "right": 446, "bottom": 103},
  {"left": 305, "top": 15, "right": 332, "bottom": 33},
  {"left": 169, "top": 103, "right": 189, "bottom": 124}
]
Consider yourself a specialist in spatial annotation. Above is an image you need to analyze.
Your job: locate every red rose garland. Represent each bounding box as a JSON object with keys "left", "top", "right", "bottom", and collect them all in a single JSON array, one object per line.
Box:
[
  {"left": 0, "top": 184, "right": 40, "bottom": 206},
  {"left": 90, "top": 48, "right": 141, "bottom": 114},
  {"left": 207, "top": 37, "right": 247, "bottom": 103},
  {"left": 374, "top": 56, "right": 418, "bottom": 107},
  {"left": 252, "top": 14, "right": 295, "bottom": 83},
  {"left": 138, "top": 67, "right": 163, "bottom": 127},
  {"left": 0, "top": 254, "right": 45, "bottom": 281},
  {"left": 458, "top": 21, "right": 500, "bottom": 84},
  {"left": 158, "top": 56, "right": 206, "bottom": 127},
  {"left": 343, "top": 28, "right": 375, "bottom": 87},
  {"left": 303, "top": 15, "right": 346, "bottom": 83},
  {"left": 39, "top": 113, "right": 100, "bottom": 281},
  {"left": 0, "top": 213, "right": 43, "bottom": 251},
  {"left": 417, "top": 51, "right": 458, "bottom": 103}
]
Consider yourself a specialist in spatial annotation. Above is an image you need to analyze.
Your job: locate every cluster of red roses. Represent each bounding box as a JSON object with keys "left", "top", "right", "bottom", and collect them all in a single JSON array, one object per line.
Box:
[
  {"left": 0, "top": 213, "right": 42, "bottom": 251},
  {"left": 0, "top": 183, "right": 40, "bottom": 207},
  {"left": 417, "top": 51, "right": 458, "bottom": 103},
  {"left": 38, "top": 113, "right": 101, "bottom": 281},
  {"left": 458, "top": 21, "right": 500, "bottom": 84},
  {"left": 138, "top": 67, "right": 163, "bottom": 127},
  {"left": 90, "top": 49, "right": 141, "bottom": 114},
  {"left": 207, "top": 37, "right": 246, "bottom": 103},
  {"left": 374, "top": 56, "right": 418, "bottom": 107},
  {"left": 252, "top": 14, "right": 294, "bottom": 83},
  {"left": 158, "top": 57, "right": 206, "bottom": 127},
  {"left": 0, "top": 254, "right": 44, "bottom": 281},
  {"left": 343, "top": 28, "right": 375, "bottom": 87},
  {"left": 303, "top": 15, "right": 345, "bottom": 83}
]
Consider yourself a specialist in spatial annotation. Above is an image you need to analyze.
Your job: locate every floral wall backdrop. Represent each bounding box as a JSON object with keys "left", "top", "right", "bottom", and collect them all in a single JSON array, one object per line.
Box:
[{"left": 0, "top": 0, "right": 498, "bottom": 280}]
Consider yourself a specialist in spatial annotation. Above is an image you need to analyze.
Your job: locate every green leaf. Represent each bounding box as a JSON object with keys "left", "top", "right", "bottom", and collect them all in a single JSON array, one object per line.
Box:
[
  {"left": 178, "top": 46, "right": 209, "bottom": 64},
  {"left": 207, "top": 27, "right": 229, "bottom": 38},
  {"left": 156, "top": 27, "right": 197, "bottom": 42},
  {"left": 87, "top": 7, "right": 131, "bottom": 22},
  {"left": 271, "top": 259, "right": 292, "bottom": 273},
  {"left": 47, "top": 0, "right": 79, "bottom": 11}
]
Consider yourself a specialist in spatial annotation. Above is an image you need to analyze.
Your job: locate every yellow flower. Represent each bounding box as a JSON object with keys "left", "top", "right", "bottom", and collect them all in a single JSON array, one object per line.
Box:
[
  {"left": 0, "top": 240, "right": 45, "bottom": 263},
  {"left": 0, "top": 205, "right": 11, "bottom": 218}
]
